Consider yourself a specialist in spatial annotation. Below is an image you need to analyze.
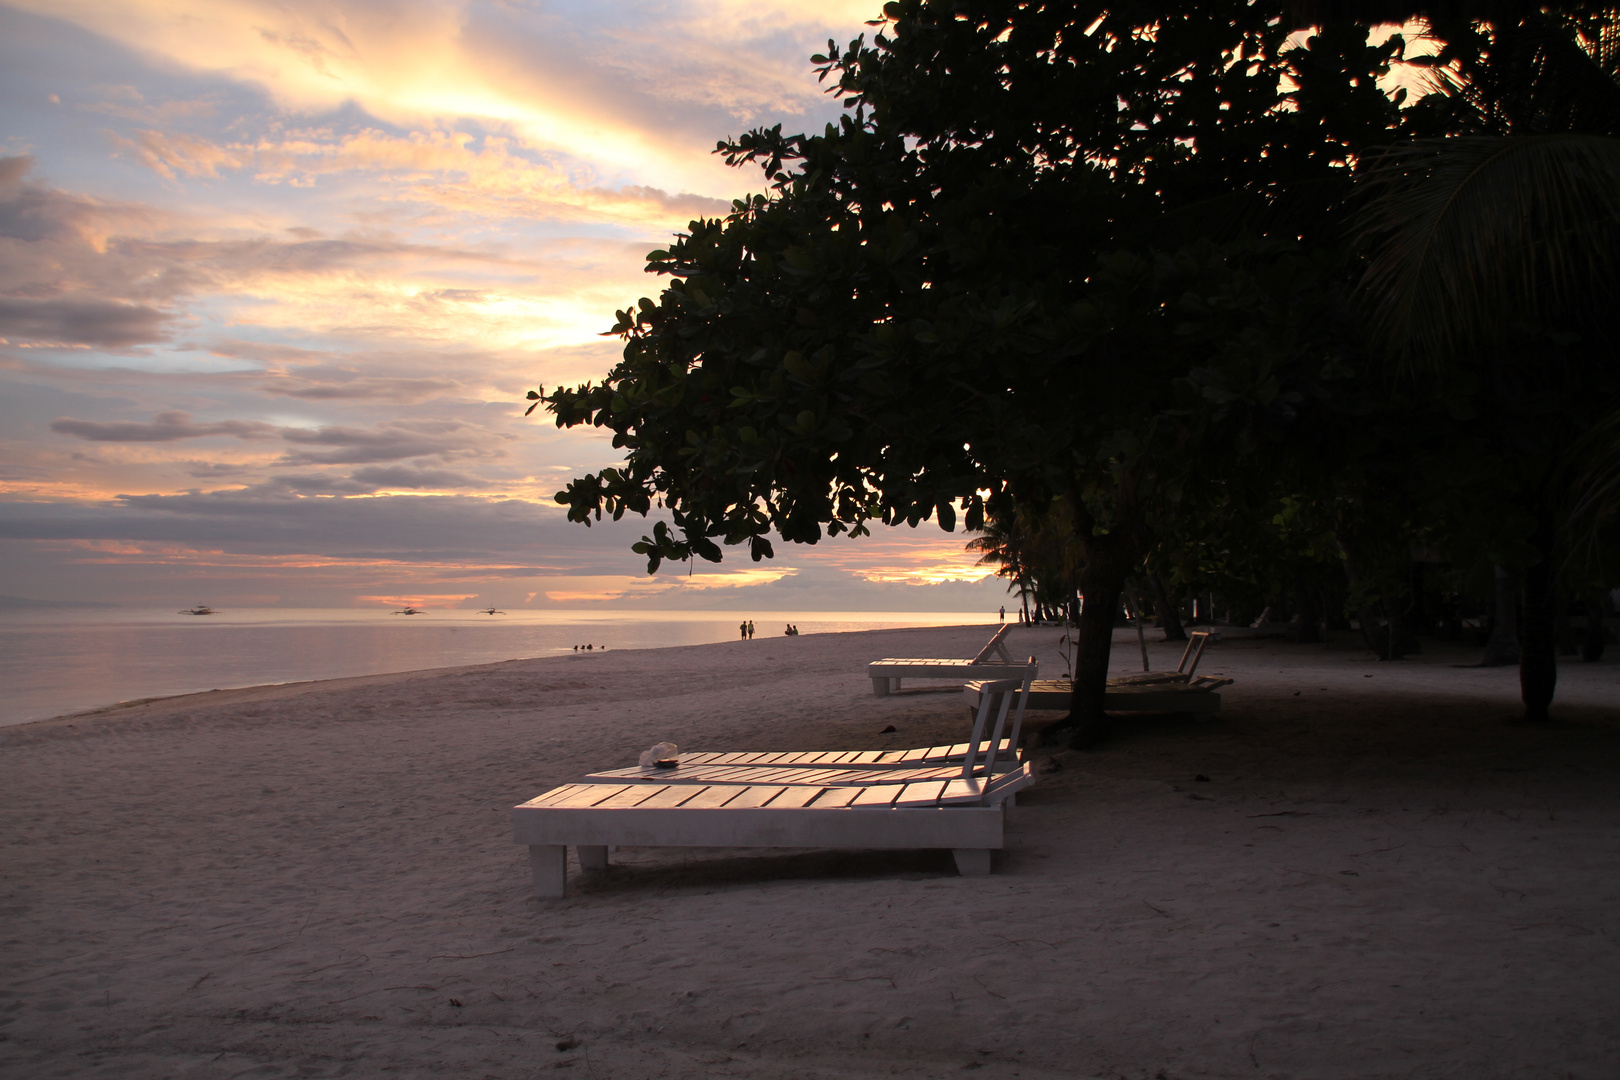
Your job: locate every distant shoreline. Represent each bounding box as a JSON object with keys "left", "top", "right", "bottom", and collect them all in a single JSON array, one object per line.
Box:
[{"left": 0, "top": 611, "right": 1000, "bottom": 730}]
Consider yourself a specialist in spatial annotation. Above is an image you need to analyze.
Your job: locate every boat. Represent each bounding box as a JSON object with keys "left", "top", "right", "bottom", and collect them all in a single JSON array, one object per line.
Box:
[
  {"left": 392, "top": 606, "right": 425, "bottom": 615},
  {"left": 178, "top": 604, "right": 217, "bottom": 615},
  {"left": 478, "top": 607, "right": 506, "bottom": 615}
]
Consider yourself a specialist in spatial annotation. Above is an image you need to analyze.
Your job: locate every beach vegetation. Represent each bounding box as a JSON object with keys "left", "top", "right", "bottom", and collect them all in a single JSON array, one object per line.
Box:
[{"left": 533, "top": 0, "right": 1619, "bottom": 735}]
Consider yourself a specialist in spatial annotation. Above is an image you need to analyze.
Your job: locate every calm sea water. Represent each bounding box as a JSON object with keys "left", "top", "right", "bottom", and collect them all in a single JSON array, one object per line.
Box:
[{"left": 0, "top": 608, "right": 993, "bottom": 728}]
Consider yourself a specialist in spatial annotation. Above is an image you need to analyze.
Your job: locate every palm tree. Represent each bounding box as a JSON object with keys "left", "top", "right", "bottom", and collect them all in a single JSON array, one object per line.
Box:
[
  {"left": 966, "top": 499, "right": 1084, "bottom": 625},
  {"left": 1350, "top": 8, "right": 1620, "bottom": 721}
]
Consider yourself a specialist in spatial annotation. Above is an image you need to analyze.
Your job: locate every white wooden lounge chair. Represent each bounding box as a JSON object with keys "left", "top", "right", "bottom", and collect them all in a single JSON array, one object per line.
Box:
[
  {"left": 867, "top": 623, "right": 1036, "bottom": 695},
  {"left": 582, "top": 671, "right": 1033, "bottom": 788},
  {"left": 965, "top": 676, "right": 1233, "bottom": 717},
  {"left": 512, "top": 679, "right": 1038, "bottom": 898},
  {"left": 964, "top": 631, "right": 1230, "bottom": 717}
]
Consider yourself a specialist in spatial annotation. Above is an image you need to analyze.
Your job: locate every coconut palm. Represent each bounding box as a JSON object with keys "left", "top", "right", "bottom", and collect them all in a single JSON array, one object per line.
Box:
[{"left": 1350, "top": 8, "right": 1620, "bottom": 721}]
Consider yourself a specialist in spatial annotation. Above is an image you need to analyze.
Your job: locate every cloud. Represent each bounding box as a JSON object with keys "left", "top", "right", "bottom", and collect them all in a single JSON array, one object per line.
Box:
[
  {"left": 108, "top": 128, "right": 245, "bottom": 180},
  {"left": 0, "top": 297, "right": 171, "bottom": 348},
  {"left": 14, "top": 0, "right": 871, "bottom": 194},
  {"left": 0, "top": 2, "right": 1014, "bottom": 611},
  {"left": 260, "top": 373, "right": 463, "bottom": 402},
  {"left": 0, "top": 155, "right": 181, "bottom": 347},
  {"left": 0, "top": 490, "right": 1007, "bottom": 610},
  {"left": 111, "top": 125, "right": 734, "bottom": 232},
  {"left": 278, "top": 418, "right": 505, "bottom": 465},
  {"left": 49, "top": 409, "right": 277, "bottom": 442},
  {"left": 0, "top": 155, "right": 656, "bottom": 363},
  {"left": 349, "top": 464, "right": 488, "bottom": 490},
  {"left": 48, "top": 409, "right": 506, "bottom": 466}
]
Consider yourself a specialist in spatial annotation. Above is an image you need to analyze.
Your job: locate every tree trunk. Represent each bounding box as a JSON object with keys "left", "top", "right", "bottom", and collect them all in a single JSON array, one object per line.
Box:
[
  {"left": 1148, "top": 573, "right": 1187, "bottom": 642},
  {"left": 1556, "top": 592, "right": 1579, "bottom": 656},
  {"left": 1063, "top": 545, "right": 1128, "bottom": 746},
  {"left": 1291, "top": 580, "right": 1323, "bottom": 643},
  {"left": 1519, "top": 517, "right": 1558, "bottom": 724},
  {"left": 1481, "top": 566, "right": 1519, "bottom": 667},
  {"left": 1047, "top": 479, "right": 1147, "bottom": 750},
  {"left": 1339, "top": 537, "right": 1395, "bottom": 660},
  {"left": 1410, "top": 562, "right": 1428, "bottom": 637},
  {"left": 1582, "top": 593, "right": 1607, "bottom": 662}
]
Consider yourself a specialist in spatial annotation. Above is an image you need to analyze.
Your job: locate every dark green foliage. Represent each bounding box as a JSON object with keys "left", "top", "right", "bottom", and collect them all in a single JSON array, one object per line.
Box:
[{"left": 533, "top": 0, "right": 1618, "bottom": 733}]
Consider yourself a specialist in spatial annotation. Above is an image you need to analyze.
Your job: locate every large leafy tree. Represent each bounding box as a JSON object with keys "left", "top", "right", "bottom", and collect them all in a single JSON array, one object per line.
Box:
[{"left": 537, "top": 0, "right": 1419, "bottom": 740}]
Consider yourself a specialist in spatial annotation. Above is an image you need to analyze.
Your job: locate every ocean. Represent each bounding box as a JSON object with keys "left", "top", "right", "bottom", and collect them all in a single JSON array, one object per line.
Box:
[{"left": 0, "top": 607, "right": 994, "bottom": 728}]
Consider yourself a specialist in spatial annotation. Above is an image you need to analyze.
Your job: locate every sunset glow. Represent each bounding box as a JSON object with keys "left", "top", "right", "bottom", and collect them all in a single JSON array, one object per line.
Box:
[{"left": 0, "top": 0, "right": 1004, "bottom": 610}]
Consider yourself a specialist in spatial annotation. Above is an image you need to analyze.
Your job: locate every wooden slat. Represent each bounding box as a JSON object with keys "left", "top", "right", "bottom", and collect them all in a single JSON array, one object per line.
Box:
[
  {"left": 551, "top": 784, "right": 630, "bottom": 808},
  {"left": 735, "top": 767, "right": 805, "bottom": 785},
  {"left": 636, "top": 785, "right": 704, "bottom": 809},
  {"left": 938, "top": 779, "right": 986, "bottom": 805},
  {"left": 725, "top": 785, "right": 786, "bottom": 809},
  {"left": 681, "top": 785, "right": 750, "bottom": 809},
  {"left": 811, "top": 770, "right": 863, "bottom": 786},
  {"left": 682, "top": 765, "right": 742, "bottom": 783},
  {"left": 521, "top": 785, "right": 585, "bottom": 808},
  {"left": 598, "top": 786, "right": 666, "bottom": 808},
  {"left": 809, "top": 787, "right": 862, "bottom": 809},
  {"left": 765, "top": 786, "right": 820, "bottom": 808},
  {"left": 851, "top": 785, "right": 900, "bottom": 807},
  {"left": 893, "top": 780, "right": 949, "bottom": 807}
]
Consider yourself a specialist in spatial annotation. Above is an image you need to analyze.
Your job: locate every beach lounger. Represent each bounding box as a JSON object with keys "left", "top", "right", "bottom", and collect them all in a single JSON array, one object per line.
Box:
[
  {"left": 963, "top": 630, "right": 1230, "bottom": 718},
  {"left": 965, "top": 676, "right": 1233, "bottom": 717},
  {"left": 867, "top": 623, "right": 1036, "bottom": 694},
  {"left": 512, "top": 680, "right": 1038, "bottom": 898},
  {"left": 582, "top": 673, "right": 1034, "bottom": 788}
]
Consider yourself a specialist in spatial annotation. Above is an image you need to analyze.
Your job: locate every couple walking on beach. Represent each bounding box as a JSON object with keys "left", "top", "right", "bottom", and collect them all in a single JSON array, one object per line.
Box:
[{"left": 739, "top": 619, "right": 755, "bottom": 640}]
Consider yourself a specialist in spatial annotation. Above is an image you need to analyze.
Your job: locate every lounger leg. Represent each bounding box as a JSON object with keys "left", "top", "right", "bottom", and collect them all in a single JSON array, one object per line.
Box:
[
  {"left": 578, "top": 845, "right": 609, "bottom": 871},
  {"left": 529, "top": 845, "right": 566, "bottom": 899},
  {"left": 872, "top": 676, "right": 889, "bottom": 696},
  {"left": 952, "top": 849, "right": 992, "bottom": 877}
]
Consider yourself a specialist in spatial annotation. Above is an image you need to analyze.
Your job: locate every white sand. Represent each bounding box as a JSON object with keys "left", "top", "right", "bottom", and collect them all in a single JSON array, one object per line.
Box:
[{"left": 3, "top": 624, "right": 1618, "bottom": 1079}]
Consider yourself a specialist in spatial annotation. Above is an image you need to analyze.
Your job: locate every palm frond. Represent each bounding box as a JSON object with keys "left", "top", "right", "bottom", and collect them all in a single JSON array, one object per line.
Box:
[
  {"left": 1351, "top": 132, "right": 1620, "bottom": 364},
  {"left": 1564, "top": 402, "right": 1620, "bottom": 570}
]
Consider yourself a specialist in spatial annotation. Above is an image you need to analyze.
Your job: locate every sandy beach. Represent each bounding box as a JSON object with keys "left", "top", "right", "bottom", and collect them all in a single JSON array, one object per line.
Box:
[{"left": 3, "top": 623, "right": 1618, "bottom": 1079}]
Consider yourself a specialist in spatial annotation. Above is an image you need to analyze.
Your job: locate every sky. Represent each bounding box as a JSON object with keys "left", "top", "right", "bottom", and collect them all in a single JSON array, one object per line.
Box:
[{"left": 0, "top": 0, "right": 1013, "bottom": 612}]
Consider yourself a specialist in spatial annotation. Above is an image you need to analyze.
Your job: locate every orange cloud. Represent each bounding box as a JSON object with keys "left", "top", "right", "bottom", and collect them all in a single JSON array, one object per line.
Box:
[
  {"left": 354, "top": 594, "right": 477, "bottom": 608},
  {"left": 20, "top": 0, "right": 879, "bottom": 195}
]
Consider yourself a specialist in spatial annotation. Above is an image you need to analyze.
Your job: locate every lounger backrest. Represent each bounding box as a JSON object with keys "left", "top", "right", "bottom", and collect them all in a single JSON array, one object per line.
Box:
[
  {"left": 960, "top": 677, "right": 1022, "bottom": 781},
  {"left": 1177, "top": 631, "right": 1211, "bottom": 676},
  {"left": 1002, "top": 659, "right": 1037, "bottom": 759},
  {"left": 970, "top": 623, "right": 1014, "bottom": 664}
]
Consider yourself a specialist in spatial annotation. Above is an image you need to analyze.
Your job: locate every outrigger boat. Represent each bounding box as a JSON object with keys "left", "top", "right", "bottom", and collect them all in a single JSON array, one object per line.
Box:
[{"left": 178, "top": 604, "right": 217, "bottom": 615}]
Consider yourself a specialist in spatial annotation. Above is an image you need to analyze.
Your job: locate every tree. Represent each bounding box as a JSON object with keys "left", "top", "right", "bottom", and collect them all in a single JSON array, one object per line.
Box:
[
  {"left": 536, "top": 0, "right": 1419, "bottom": 741},
  {"left": 1350, "top": 7, "right": 1620, "bottom": 720}
]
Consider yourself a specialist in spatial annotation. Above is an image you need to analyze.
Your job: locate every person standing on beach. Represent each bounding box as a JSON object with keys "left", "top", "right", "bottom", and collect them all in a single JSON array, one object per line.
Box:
[
  {"left": 747, "top": 620, "right": 755, "bottom": 639},
  {"left": 739, "top": 621, "right": 747, "bottom": 640},
  {"left": 999, "top": 605, "right": 1005, "bottom": 622}
]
